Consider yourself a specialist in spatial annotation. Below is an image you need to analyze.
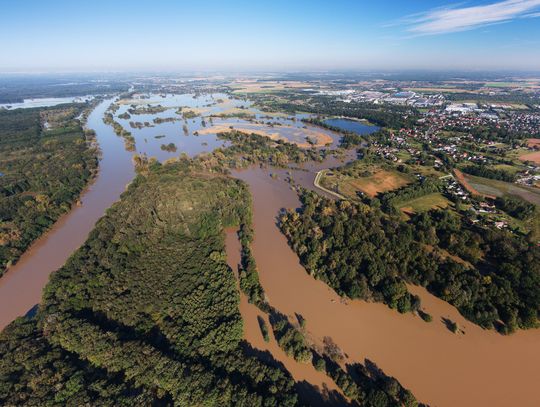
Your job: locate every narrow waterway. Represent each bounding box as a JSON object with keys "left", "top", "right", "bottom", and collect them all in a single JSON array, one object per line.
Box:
[
  {"left": 224, "top": 228, "right": 349, "bottom": 407},
  {"left": 231, "top": 161, "right": 540, "bottom": 407},
  {"left": 0, "top": 99, "right": 135, "bottom": 329}
]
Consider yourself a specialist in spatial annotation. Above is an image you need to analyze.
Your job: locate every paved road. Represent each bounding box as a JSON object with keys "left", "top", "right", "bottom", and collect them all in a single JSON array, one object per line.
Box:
[{"left": 313, "top": 169, "right": 346, "bottom": 200}]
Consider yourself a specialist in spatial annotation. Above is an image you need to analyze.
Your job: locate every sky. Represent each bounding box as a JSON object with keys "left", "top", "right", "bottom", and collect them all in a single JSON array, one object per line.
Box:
[{"left": 1, "top": 0, "right": 540, "bottom": 72}]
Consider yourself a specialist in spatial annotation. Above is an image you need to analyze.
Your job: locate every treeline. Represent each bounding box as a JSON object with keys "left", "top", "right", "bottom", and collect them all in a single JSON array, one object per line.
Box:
[
  {"left": 379, "top": 177, "right": 443, "bottom": 212},
  {"left": 280, "top": 191, "right": 540, "bottom": 333},
  {"left": 0, "top": 104, "right": 97, "bottom": 274},
  {"left": 266, "top": 306, "right": 421, "bottom": 406},
  {"left": 127, "top": 105, "right": 168, "bottom": 115},
  {"left": 0, "top": 163, "right": 300, "bottom": 406},
  {"left": 313, "top": 352, "right": 419, "bottom": 407},
  {"left": 258, "top": 304, "right": 420, "bottom": 406},
  {"left": 270, "top": 314, "right": 311, "bottom": 363},
  {"left": 129, "top": 120, "right": 153, "bottom": 129},
  {"left": 461, "top": 164, "right": 517, "bottom": 182},
  {"left": 153, "top": 116, "right": 178, "bottom": 124},
  {"left": 494, "top": 195, "right": 536, "bottom": 220},
  {"left": 160, "top": 142, "right": 177, "bottom": 152},
  {"left": 103, "top": 110, "right": 136, "bottom": 151},
  {"left": 235, "top": 191, "right": 267, "bottom": 309}
]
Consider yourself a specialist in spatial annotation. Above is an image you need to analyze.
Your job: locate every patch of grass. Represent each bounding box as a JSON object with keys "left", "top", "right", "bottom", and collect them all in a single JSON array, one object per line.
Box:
[
  {"left": 399, "top": 192, "right": 451, "bottom": 214},
  {"left": 347, "top": 170, "right": 411, "bottom": 197}
]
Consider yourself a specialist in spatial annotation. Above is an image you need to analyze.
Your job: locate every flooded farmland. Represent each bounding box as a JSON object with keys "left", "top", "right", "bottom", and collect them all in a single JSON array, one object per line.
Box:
[{"left": 1, "top": 92, "right": 539, "bottom": 407}]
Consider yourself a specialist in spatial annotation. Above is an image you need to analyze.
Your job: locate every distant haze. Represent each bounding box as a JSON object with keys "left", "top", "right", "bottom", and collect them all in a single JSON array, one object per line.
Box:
[{"left": 1, "top": 0, "right": 540, "bottom": 72}]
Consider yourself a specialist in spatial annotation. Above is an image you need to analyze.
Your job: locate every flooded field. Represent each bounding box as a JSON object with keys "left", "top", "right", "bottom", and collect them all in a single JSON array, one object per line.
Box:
[{"left": 113, "top": 93, "right": 340, "bottom": 161}]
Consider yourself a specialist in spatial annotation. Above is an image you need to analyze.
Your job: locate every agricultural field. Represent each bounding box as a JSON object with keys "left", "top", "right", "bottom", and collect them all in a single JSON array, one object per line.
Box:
[
  {"left": 464, "top": 173, "right": 540, "bottom": 206},
  {"left": 320, "top": 162, "right": 413, "bottom": 199},
  {"left": 227, "top": 80, "right": 310, "bottom": 94}
]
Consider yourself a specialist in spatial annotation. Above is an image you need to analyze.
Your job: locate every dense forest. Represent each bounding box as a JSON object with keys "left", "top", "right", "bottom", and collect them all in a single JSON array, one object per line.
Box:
[
  {"left": 280, "top": 191, "right": 540, "bottom": 333},
  {"left": 0, "top": 104, "right": 98, "bottom": 274},
  {"left": 0, "top": 163, "right": 299, "bottom": 406}
]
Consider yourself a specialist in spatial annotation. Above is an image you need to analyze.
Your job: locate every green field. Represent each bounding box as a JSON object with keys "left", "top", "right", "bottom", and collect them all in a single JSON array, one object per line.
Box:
[{"left": 399, "top": 192, "right": 451, "bottom": 214}]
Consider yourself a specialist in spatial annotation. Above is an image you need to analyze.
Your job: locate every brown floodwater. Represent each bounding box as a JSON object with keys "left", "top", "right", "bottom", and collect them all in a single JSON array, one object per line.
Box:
[
  {"left": 225, "top": 229, "right": 351, "bottom": 406},
  {"left": 230, "top": 161, "right": 540, "bottom": 407},
  {"left": 0, "top": 99, "right": 135, "bottom": 330}
]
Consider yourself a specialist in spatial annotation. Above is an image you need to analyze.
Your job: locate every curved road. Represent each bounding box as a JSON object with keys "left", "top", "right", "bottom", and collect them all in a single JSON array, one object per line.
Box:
[{"left": 313, "top": 169, "right": 345, "bottom": 199}]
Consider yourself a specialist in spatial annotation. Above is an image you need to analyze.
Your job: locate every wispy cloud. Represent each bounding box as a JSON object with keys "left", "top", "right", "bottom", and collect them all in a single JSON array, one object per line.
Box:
[{"left": 403, "top": 0, "right": 540, "bottom": 35}]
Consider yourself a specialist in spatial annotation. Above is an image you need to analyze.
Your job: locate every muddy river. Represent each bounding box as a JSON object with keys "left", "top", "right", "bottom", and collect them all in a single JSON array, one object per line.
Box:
[
  {"left": 0, "top": 99, "right": 134, "bottom": 329},
  {"left": 1, "top": 94, "right": 539, "bottom": 407}
]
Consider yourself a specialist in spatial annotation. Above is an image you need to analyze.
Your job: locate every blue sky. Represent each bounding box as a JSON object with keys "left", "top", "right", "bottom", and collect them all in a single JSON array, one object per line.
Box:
[{"left": 1, "top": 0, "right": 539, "bottom": 72}]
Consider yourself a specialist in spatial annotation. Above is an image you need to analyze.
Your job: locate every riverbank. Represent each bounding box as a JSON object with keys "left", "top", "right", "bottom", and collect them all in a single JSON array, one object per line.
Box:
[
  {"left": 0, "top": 101, "right": 102, "bottom": 276},
  {"left": 0, "top": 99, "right": 135, "bottom": 330}
]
